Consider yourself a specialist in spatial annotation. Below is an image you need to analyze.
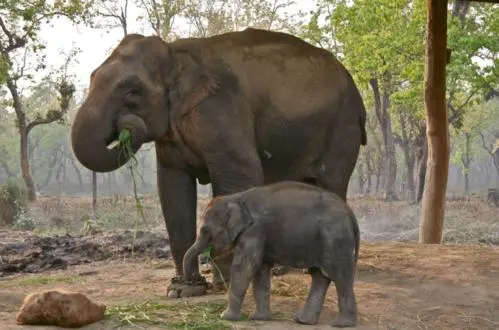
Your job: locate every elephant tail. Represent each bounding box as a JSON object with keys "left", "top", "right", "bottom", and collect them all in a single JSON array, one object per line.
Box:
[{"left": 344, "top": 70, "right": 367, "bottom": 146}]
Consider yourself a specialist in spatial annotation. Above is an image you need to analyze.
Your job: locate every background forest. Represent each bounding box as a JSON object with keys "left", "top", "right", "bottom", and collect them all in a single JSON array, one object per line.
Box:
[
  {"left": 0, "top": 3, "right": 497, "bottom": 328},
  {"left": 0, "top": 0, "right": 497, "bottom": 204}
]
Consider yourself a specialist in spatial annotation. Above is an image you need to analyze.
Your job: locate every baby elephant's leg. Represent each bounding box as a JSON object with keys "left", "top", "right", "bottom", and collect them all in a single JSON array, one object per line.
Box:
[
  {"left": 331, "top": 257, "right": 357, "bottom": 328},
  {"left": 249, "top": 263, "right": 272, "bottom": 320},
  {"left": 294, "top": 268, "right": 330, "bottom": 325},
  {"left": 221, "top": 251, "right": 257, "bottom": 321}
]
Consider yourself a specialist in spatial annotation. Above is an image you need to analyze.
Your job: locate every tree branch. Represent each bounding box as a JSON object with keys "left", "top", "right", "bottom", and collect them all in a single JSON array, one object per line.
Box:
[
  {"left": 478, "top": 132, "right": 493, "bottom": 156},
  {"left": 26, "top": 80, "right": 75, "bottom": 133}
]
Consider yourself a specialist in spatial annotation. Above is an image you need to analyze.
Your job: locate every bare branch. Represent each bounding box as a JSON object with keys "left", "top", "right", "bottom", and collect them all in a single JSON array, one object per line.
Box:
[{"left": 17, "top": 47, "right": 29, "bottom": 79}]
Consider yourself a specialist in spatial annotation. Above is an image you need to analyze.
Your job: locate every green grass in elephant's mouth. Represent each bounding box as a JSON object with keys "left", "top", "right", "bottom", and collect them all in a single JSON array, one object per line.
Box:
[{"left": 108, "top": 128, "right": 151, "bottom": 254}]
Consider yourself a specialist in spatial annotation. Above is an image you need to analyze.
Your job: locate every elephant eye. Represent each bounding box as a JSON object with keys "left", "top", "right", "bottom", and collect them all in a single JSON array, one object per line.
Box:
[
  {"left": 124, "top": 89, "right": 141, "bottom": 108},
  {"left": 126, "top": 88, "right": 140, "bottom": 98}
]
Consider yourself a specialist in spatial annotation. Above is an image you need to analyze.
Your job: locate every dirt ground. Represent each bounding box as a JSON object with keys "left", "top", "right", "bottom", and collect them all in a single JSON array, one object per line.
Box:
[
  {"left": 1, "top": 242, "right": 498, "bottom": 330},
  {"left": 1, "top": 195, "right": 497, "bottom": 329}
]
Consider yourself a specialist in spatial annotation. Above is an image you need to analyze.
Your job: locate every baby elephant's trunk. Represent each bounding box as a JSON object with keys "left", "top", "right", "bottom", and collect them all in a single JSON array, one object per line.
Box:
[{"left": 183, "top": 233, "right": 211, "bottom": 280}]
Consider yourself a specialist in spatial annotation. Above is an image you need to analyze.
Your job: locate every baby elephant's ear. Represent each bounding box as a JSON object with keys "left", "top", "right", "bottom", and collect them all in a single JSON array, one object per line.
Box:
[{"left": 226, "top": 202, "right": 252, "bottom": 243}]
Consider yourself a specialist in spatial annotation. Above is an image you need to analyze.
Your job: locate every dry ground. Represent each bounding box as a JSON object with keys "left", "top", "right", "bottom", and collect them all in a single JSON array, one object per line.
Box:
[
  {"left": 0, "top": 242, "right": 498, "bottom": 330},
  {"left": 1, "top": 195, "right": 497, "bottom": 329}
]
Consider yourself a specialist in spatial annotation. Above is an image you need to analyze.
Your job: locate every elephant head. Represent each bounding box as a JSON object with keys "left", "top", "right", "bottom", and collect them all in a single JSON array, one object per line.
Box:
[
  {"left": 70, "top": 34, "right": 185, "bottom": 172},
  {"left": 182, "top": 199, "right": 253, "bottom": 280}
]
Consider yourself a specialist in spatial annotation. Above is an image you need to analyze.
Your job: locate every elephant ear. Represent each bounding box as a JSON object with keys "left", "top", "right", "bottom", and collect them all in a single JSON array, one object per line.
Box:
[
  {"left": 164, "top": 51, "right": 221, "bottom": 122},
  {"left": 178, "top": 72, "right": 220, "bottom": 118},
  {"left": 226, "top": 201, "right": 253, "bottom": 243}
]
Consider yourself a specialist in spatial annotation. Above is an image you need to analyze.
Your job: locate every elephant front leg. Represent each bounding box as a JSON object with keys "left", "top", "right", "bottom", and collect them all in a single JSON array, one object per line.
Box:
[
  {"left": 207, "top": 150, "right": 265, "bottom": 292},
  {"left": 220, "top": 252, "right": 257, "bottom": 321},
  {"left": 157, "top": 163, "right": 207, "bottom": 298},
  {"left": 249, "top": 262, "right": 272, "bottom": 321}
]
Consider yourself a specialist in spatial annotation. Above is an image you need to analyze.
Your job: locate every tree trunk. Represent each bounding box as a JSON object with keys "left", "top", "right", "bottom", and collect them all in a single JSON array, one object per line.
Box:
[
  {"left": 39, "top": 147, "right": 60, "bottom": 191},
  {"left": 68, "top": 153, "right": 84, "bottom": 191},
  {"left": 92, "top": 171, "right": 97, "bottom": 219},
  {"left": 384, "top": 119, "right": 398, "bottom": 201},
  {"left": 406, "top": 156, "right": 416, "bottom": 202},
  {"left": 357, "top": 159, "right": 365, "bottom": 194},
  {"left": 419, "top": 0, "right": 449, "bottom": 244},
  {"left": 20, "top": 129, "right": 36, "bottom": 201},
  {"left": 370, "top": 78, "right": 398, "bottom": 201},
  {"left": 365, "top": 156, "right": 372, "bottom": 195},
  {"left": 396, "top": 112, "right": 416, "bottom": 202},
  {"left": 415, "top": 133, "right": 427, "bottom": 203},
  {"left": 461, "top": 132, "right": 472, "bottom": 193}
]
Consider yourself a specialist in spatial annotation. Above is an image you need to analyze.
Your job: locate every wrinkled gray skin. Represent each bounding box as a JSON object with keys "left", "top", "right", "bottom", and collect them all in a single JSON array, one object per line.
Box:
[
  {"left": 183, "top": 181, "right": 360, "bottom": 328},
  {"left": 70, "top": 28, "right": 366, "bottom": 297}
]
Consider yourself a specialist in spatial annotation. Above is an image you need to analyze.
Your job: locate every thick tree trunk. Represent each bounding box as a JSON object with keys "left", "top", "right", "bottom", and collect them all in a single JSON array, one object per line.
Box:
[
  {"left": 6, "top": 77, "right": 37, "bottom": 201},
  {"left": 419, "top": 0, "right": 449, "bottom": 244}
]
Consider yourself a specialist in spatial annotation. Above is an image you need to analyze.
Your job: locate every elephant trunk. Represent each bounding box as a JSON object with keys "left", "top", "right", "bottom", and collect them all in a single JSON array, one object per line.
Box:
[
  {"left": 71, "top": 104, "right": 149, "bottom": 172},
  {"left": 183, "top": 233, "right": 211, "bottom": 281}
]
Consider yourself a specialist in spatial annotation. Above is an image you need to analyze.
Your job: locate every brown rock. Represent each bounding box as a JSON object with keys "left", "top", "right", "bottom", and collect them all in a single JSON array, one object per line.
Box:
[{"left": 15, "top": 289, "right": 106, "bottom": 328}]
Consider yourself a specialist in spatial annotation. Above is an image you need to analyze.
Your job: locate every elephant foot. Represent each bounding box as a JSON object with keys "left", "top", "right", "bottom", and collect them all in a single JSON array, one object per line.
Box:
[
  {"left": 166, "top": 276, "right": 208, "bottom": 299},
  {"left": 249, "top": 311, "right": 270, "bottom": 321},
  {"left": 331, "top": 315, "right": 356, "bottom": 328},
  {"left": 293, "top": 309, "right": 319, "bottom": 325},
  {"left": 220, "top": 307, "right": 242, "bottom": 321}
]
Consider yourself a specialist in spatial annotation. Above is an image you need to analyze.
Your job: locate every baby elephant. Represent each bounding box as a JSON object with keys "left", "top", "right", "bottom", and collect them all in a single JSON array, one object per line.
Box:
[{"left": 183, "top": 181, "right": 360, "bottom": 328}]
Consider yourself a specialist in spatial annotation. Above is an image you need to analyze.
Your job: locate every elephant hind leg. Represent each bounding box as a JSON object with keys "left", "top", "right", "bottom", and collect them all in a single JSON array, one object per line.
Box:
[
  {"left": 331, "top": 257, "right": 357, "bottom": 328},
  {"left": 293, "top": 267, "right": 330, "bottom": 325}
]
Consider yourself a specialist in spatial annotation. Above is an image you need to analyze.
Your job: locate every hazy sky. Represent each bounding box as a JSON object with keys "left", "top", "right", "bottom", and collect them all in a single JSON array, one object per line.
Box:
[{"left": 37, "top": 1, "right": 317, "bottom": 94}]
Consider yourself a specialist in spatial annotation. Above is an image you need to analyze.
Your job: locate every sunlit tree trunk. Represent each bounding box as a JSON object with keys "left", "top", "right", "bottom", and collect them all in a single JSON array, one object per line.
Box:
[{"left": 419, "top": 0, "right": 449, "bottom": 244}]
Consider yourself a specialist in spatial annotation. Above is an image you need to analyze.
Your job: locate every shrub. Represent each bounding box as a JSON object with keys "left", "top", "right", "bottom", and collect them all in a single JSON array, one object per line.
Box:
[{"left": 0, "top": 179, "right": 28, "bottom": 226}]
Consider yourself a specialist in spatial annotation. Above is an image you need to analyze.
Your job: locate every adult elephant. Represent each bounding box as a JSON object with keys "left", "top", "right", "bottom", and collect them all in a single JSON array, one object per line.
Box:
[{"left": 70, "top": 28, "right": 367, "bottom": 298}]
